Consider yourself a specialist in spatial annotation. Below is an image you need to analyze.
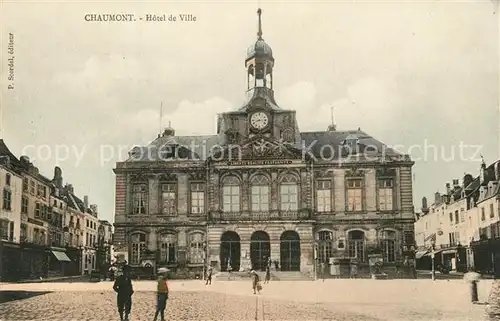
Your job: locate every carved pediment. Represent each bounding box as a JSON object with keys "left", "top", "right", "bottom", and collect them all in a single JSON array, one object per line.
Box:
[
  {"left": 315, "top": 169, "right": 333, "bottom": 178},
  {"left": 189, "top": 171, "right": 206, "bottom": 181},
  {"left": 376, "top": 167, "right": 396, "bottom": 177},
  {"left": 129, "top": 173, "right": 150, "bottom": 182},
  {"left": 215, "top": 136, "right": 302, "bottom": 161},
  {"left": 345, "top": 168, "right": 364, "bottom": 178},
  {"left": 158, "top": 172, "right": 177, "bottom": 182}
]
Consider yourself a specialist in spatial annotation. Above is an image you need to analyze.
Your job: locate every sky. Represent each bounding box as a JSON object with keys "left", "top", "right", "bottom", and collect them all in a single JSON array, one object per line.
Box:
[{"left": 1, "top": 0, "right": 499, "bottom": 223}]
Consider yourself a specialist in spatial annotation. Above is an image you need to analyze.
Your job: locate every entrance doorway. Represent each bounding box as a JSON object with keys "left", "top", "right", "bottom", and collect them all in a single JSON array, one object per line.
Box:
[
  {"left": 280, "top": 231, "right": 301, "bottom": 271},
  {"left": 220, "top": 231, "right": 240, "bottom": 272},
  {"left": 250, "top": 231, "right": 270, "bottom": 271}
]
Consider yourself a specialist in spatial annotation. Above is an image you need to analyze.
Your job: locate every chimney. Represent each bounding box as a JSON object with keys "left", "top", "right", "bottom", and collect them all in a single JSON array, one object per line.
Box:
[
  {"left": 422, "top": 197, "right": 428, "bottom": 211},
  {"left": 53, "top": 166, "right": 63, "bottom": 188},
  {"left": 66, "top": 184, "right": 74, "bottom": 194},
  {"left": 434, "top": 192, "right": 441, "bottom": 204},
  {"left": 463, "top": 174, "right": 473, "bottom": 188},
  {"left": 446, "top": 183, "right": 451, "bottom": 195},
  {"left": 20, "top": 155, "right": 30, "bottom": 164},
  {"left": 84, "top": 196, "right": 89, "bottom": 210}
]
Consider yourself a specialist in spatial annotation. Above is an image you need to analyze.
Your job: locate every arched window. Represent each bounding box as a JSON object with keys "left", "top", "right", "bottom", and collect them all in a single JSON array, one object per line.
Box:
[
  {"left": 130, "top": 232, "right": 147, "bottom": 265},
  {"left": 251, "top": 175, "right": 269, "bottom": 212},
  {"left": 317, "top": 231, "right": 334, "bottom": 263},
  {"left": 189, "top": 232, "right": 204, "bottom": 264},
  {"left": 280, "top": 175, "right": 299, "bottom": 211},
  {"left": 222, "top": 176, "right": 240, "bottom": 212},
  {"left": 347, "top": 230, "right": 365, "bottom": 262},
  {"left": 380, "top": 230, "right": 396, "bottom": 263},
  {"left": 159, "top": 233, "right": 177, "bottom": 264}
]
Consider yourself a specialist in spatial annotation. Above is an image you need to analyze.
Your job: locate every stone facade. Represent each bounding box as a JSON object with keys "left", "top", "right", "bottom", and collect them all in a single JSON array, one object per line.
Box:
[{"left": 113, "top": 10, "right": 415, "bottom": 278}]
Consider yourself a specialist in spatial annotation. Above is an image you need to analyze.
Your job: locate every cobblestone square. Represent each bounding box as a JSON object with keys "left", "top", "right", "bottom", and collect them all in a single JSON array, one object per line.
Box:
[{"left": 0, "top": 279, "right": 493, "bottom": 321}]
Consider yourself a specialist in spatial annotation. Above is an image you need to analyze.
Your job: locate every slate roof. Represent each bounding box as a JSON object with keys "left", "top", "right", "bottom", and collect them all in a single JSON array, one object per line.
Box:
[{"left": 125, "top": 128, "right": 403, "bottom": 162}]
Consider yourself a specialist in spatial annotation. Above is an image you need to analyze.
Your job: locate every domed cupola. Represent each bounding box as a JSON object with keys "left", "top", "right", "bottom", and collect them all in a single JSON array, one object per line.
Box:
[
  {"left": 246, "top": 9, "right": 273, "bottom": 61},
  {"left": 245, "top": 8, "right": 275, "bottom": 91}
]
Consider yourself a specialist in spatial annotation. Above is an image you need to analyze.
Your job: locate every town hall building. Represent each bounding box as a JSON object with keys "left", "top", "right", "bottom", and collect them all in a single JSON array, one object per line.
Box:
[{"left": 113, "top": 9, "right": 416, "bottom": 278}]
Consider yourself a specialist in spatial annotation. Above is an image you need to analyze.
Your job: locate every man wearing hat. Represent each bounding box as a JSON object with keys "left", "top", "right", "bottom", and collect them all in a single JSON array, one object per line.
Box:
[
  {"left": 153, "top": 268, "right": 169, "bottom": 321},
  {"left": 113, "top": 264, "right": 134, "bottom": 321},
  {"left": 250, "top": 270, "right": 261, "bottom": 294}
]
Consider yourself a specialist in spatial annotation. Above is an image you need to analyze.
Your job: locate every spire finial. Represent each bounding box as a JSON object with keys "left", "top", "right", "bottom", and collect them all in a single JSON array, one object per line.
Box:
[
  {"left": 327, "top": 106, "right": 337, "bottom": 131},
  {"left": 257, "top": 8, "right": 263, "bottom": 39}
]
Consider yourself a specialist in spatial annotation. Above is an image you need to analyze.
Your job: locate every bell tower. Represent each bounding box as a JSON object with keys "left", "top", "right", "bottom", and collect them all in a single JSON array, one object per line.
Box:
[{"left": 245, "top": 8, "right": 274, "bottom": 91}]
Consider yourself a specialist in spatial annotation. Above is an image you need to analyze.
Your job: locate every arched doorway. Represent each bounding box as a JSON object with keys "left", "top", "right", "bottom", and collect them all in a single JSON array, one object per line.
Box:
[
  {"left": 250, "top": 231, "right": 270, "bottom": 271},
  {"left": 220, "top": 231, "right": 240, "bottom": 272},
  {"left": 280, "top": 231, "right": 301, "bottom": 271}
]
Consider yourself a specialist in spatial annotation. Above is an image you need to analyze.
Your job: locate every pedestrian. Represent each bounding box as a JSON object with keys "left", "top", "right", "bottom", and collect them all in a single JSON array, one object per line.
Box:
[
  {"left": 206, "top": 265, "right": 213, "bottom": 285},
  {"left": 251, "top": 270, "right": 261, "bottom": 294},
  {"left": 113, "top": 264, "right": 134, "bottom": 321},
  {"left": 274, "top": 260, "right": 279, "bottom": 271},
  {"left": 153, "top": 268, "right": 169, "bottom": 321},
  {"left": 464, "top": 268, "right": 481, "bottom": 304},
  {"left": 264, "top": 265, "right": 270, "bottom": 284}
]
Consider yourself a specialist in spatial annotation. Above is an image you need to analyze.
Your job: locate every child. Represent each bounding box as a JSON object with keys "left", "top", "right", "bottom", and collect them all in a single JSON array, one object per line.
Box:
[
  {"left": 154, "top": 268, "right": 169, "bottom": 321},
  {"left": 113, "top": 265, "right": 134, "bottom": 321}
]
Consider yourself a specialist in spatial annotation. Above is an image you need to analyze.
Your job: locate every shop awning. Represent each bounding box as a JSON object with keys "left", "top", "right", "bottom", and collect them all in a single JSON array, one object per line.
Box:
[
  {"left": 51, "top": 250, "right": 71, "bottom": 262},
  {"left": 441, "top": 249, "right": 457, "bottom": 255},
  {"left": 423, "top": 249, "right": 442, "bottom": 257},
  {"left": 415, "top": 250, "right": 429, "bottom": 259}
]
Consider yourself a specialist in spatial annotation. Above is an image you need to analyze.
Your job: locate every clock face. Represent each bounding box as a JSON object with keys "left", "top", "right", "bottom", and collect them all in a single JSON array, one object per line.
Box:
[{"left": 250, "top": 112, "right": 269, "bottom": 130}]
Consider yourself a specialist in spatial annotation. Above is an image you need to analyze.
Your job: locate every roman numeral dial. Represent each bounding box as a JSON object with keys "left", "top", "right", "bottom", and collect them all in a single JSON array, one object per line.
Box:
[{"left": 250, "top": 112, "right": 269, "bottom": 130}]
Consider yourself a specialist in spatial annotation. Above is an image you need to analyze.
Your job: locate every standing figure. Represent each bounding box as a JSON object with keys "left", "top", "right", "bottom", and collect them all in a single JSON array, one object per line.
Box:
[
  {"left": 264, "top": 265, "right": 271, "bottom": 284},
  {"left": 251, "top": 270, "right": 261, "bottom": 294},
  {"left": 153, "top": 268, "right": 169, "bottom": 321},
  {"left": 113, "top": 265, "right": 134, "bottom": 321},
  {"left": 206, "top": 265, "right": 213, "bottom": 285},
  {"left": 274, "top": 260, "right": 279, "bottom": 271}
]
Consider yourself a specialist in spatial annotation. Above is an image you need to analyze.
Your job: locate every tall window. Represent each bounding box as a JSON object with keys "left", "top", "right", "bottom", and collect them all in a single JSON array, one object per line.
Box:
[
  {"left": 347, "top": 179, "right": 363, "bottom": 212},
  {"left": 29, "top": 180, "right": 35, "bottom": 195},
  {"left": 222, "top": 176, "right": 240, "bottom": 212},
  {"left": 316, "top": 180, "right": 332, "bottom": 212},
  {"left": 317, "top": 231, "right": 334, "bottom": 263},
  {"left": 189, "top": 232, "right": 204, "bottom": 264},
  {"left": 161, "top": 184, "right": 176, "bottom": 215},
  {"left": 280, "top": 175, "right": 298, "bottom": 211},
  {"left": 160, "top": 233, "right": 177, "bottom": 264},
  {"left": 132, "top": 184, "right": 147, "bottom": 214},
  {"left": 251, "top": 175, "right": 269, "bottom": 212},
  {"left": 22, "top": 178, "right": 28, "bottom": 192},
  {"left": 2, "top": 189, "right": 11, "bottom": 211},
  {"left": 378, "top": 178, "right": 393, "bottom": 211},
  {"left": 20, "top": 224, "right": 27, "bottom": 243},
  {"left": 21, "top": 196, "right": 28, "bottom": 214},
  {"left": 35, "top": 202, "right": 40, "bottom": 218},
  {"left": 130, "top": 233, "right": 147, "bottom": 265},
  {"left": 481, "top": 207, "right": 486, "bottom": 221},
  {"left": 455, "top": 210, "right": 459, "bottom": 224},
  {"left": 5, "top": 173, "right": 11, "bottom": 186},
  {"left": 348, "top": 230, "right": 365, "bottom": 261},
  {"left": 490, "top": 203, "right": 495, "bottom": 218},
  {"left": 380, "top": 230, "right": 396, "bottom": 263},
  {"left": 0, "top": 220, "right": 8, "bottom": 240},
  {"left": 190, "top": 183, "right": 205, "bottom": 214}
]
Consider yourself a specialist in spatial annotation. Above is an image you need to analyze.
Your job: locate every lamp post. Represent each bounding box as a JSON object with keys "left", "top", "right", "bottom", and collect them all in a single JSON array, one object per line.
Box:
[
  {"left": 313, "top": 236, "right": 319, "bottom": 281},
  {"left": 430, "top": 241, "right": 436, "bottom": 281}
]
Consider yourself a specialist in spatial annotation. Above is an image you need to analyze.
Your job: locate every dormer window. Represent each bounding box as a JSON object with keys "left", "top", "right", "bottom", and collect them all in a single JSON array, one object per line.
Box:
[{"left": 343, "top": 134, "right": 359, "bottom": 153}]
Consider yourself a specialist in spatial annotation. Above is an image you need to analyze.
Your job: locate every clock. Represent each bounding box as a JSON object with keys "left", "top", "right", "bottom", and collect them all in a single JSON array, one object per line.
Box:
[{"left": 250, "top": 112, "right": 269, "bottom": 130}]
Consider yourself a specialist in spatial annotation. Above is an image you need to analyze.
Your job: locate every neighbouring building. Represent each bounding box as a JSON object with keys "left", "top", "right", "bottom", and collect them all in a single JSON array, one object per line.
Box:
[
  {"left": 97, "top": 219, "right": 113, "bottom": 268},
  {"left": 0, "top": 155, "right": 23, "bottom": 280},
  {"left": 113, "top": 9, "right": 416, "bottom": 279},
  {"left": 0, "top": 139, "right": 103, "bottom": 280},
  {"left": 414, "top": 158, "right": 500, "bottom": 275}
]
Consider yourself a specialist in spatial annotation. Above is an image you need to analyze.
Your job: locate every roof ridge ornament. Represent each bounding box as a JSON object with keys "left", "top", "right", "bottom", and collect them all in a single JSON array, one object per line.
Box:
[{"left": 257, "top": 8, "right": 263, "bottom": 40}]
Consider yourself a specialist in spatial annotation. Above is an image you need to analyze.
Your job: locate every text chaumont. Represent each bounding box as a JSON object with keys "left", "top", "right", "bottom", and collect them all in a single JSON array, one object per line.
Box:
[{"left": 85, "top": 14, "right": 135, "bottom": 22}]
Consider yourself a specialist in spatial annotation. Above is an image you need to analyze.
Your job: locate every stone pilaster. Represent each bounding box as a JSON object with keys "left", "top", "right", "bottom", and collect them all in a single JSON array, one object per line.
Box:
[
  {"left": 240, "top": 241, "right": 251, "bottom": 270},
  {"left": 300, "top": 169, "right": 311, "bottom": 209},
  {"left": 148, "top": 175, "right": 159, "bottom": 215},
  {"left": 177, "top": 174, "right": 188, "bottom": 218},
  {"left": 148, "top": 228, "right": 157, "bottom": 251},
  {"left": 209, "top": 172, "right": 220, "bottom": 211},
  {"left": 365, "top": 169, "right": 376, "bottom": 211},
  {"left": 242, "top": 172, "right": 249, "bottom": 211},
  {"left": 333, "top": 169, "right": 345, "bottom": 213},
  {"left": 271, "top": 171, "right": 278, "bottom": 210}
]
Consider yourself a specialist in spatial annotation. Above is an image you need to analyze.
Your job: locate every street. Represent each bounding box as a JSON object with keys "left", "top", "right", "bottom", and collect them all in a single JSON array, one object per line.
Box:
[{"left": 0, "top": 279, "right": 493, "bottom": 320}]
